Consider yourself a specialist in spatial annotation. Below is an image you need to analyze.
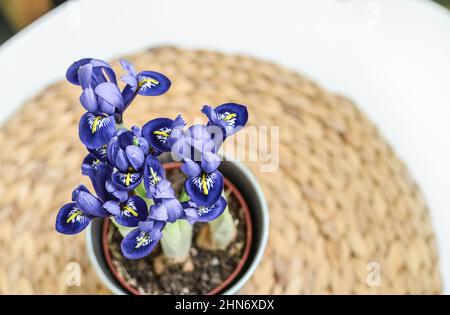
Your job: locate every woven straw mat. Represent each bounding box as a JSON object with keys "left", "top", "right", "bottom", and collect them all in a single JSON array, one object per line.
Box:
[{"left": 0, "top": 47, "right": 441, "bottom": 294}]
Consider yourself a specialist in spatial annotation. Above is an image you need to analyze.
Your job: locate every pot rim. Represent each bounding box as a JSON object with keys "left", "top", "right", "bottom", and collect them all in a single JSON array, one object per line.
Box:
[{"left": 101, "top": 161, "right": 253, "bottom": 295}]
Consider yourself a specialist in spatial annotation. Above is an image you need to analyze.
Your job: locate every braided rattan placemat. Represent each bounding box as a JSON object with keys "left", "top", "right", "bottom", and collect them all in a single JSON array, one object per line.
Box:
[{"left": 0, "top": 47, "right": 441, "bottom": 294}]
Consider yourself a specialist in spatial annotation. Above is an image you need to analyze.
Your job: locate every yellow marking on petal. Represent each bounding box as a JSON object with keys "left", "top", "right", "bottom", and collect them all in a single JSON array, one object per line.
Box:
[
  {"left": 125, "top": 173, "right": 131, "bottom": 186},
  {"left": 153, "top": 130, "right": 169, "bottom": 137},
  {"left": 150, "top": 167, "right": 159, "bottom": 184},
  {"left": 135, "top": 234, "right": 149, "bottom": 248},
  {"left": 139, "top": 77, "right": 159, "bottom": 88},
  {"left": 91, "top": 116, "right": 102, "bottom": 134},
  {"left": 223, "top": 113, "right": 237, "bottom": 121},
  {"left": 202, "top": 172, "right": 209, "bottom": 195},
  {"left": 122, "top": 205, "right": 138, "bottom": 217},
  {"left": 66, "top": 210, "right": 82, "bottom": 223}
]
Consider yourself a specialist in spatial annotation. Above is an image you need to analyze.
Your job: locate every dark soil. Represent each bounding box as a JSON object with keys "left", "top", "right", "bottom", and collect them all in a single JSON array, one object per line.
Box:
[{"left": 107, "top": 167, "right": 247, "bottom": 294}]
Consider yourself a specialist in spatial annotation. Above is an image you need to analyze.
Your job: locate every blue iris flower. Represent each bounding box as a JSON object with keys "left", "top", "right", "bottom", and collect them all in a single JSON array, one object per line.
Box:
[
  {"left": 57, "top": 57, "right": 248, "bottom": 260},
  {"left": 171, "top": 124, "right": 224, "bottom": 207},
  {"left": 181, "top": 196, "right": 227, "bottom": 224},
  {"left": 107, "top": 129, "right": 148, "bottom": 191},
  {"left": 55, "top": 185, "right": 108, "bottom": 235},
  {"left": 67, "top": 59, "right": 121, "bottom": 149},
  {"left": 55, "top": 185, "right": 148, "bottom": 234},
  {"left": 119, "top": 59, "right": 171, "bottom": 109},
  {"left": 121, "top": 219, "right": 166, "bottom": 260},
  {"left": 68, "top": 58, "right": 171, "bottom": 150},
  {"left": 202, "top": 103, "right": 248, "bottom": 138},
  {"left": 143, "top": 156, "right": 183, "bottom": 223}
]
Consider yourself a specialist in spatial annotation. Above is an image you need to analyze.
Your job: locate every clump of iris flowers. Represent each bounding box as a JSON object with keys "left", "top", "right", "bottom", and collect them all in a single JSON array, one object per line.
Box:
[{"left": 55, "top": 58, "right": 248, "bottom": 260}]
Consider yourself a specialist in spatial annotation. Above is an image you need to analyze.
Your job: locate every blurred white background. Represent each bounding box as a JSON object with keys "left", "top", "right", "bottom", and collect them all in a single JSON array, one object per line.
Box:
[{"left": 0, "top": 0, "right": 449, "bottom": 292}]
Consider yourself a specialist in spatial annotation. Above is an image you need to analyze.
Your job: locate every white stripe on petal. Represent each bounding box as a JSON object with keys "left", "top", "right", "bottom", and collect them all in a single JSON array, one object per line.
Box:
[
  {"left": 218, "top": 111, "right": 237, "bottom": 132},
  {"left": 135, "top": 231, "right": 152, "bottom": 248},
  {"left": 192, "top": 172, "right": 217, "bottom": 193}
]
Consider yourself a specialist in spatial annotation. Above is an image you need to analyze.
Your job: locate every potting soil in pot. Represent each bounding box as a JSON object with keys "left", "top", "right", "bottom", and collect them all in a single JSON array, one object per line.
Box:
[{"left": 107, "top": 167, "right": 247, "bottom": 294}]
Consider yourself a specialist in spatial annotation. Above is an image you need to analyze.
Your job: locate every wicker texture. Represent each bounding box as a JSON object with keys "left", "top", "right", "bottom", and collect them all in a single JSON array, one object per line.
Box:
[{"left": 0, "top": 47, "right": 441, "bottom": 294}]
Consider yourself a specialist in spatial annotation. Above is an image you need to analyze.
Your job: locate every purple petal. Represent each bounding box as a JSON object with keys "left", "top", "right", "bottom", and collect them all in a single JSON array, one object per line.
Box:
[
  {"left": 142, "top": 118, "right": 173, "bottom": 152},
  {"left": 136, "top": 71, "right": 171, "bottom": 96},
  {"left": 189, "top": 124, "right": 208, "bottom": 140},
  {"left": 119, "top": 59, "right": 137, "bottom": 77},
  {"left": 206, "top": 124, "right": 225, "bottom": 151},
  {"left": 107, "top": 136, "right": 119, "bottom": 165},
  {"left": 137, "top": 137, "right": 149, "bottom": 154},
  {"left": 120, "top": 74, "right": 137, "bottom": 88},
  {"left": 90, "top": 59, "right": 117, "bottom": 84},
  {"left": 201, "top": 105, "right": 219, "bottom": 124},
  {"left": 186, "top": 124, "right": 212, "bottom": 155},
  {"left": 105, "top": 180, "right": 129, "bottom": 202},
  {"left": 76, "top": 191, "right": 107, "bottom": 217},
  {"left": 78, "top": 113, "right": 115, "bottom": 149},
  {"left": 201, "top": 152, "right": 221, "bottom": 173},
  {"left": 185, "top": 170, "right": 224, "bottom": 207},
  {"left": 121, "top": 228, "right": 160, "bottom": 259},
  {"left": 203, "top": 138, "right": 217, "bottom": 154},
  {"left": 79, "top": 64, "right": 93, "bottom": 89},
  {"left": 81, "top": 154, "right": 114, "bottom": 202},
  {"left": 118, "top": 130, "right": 134, "bottom": 147},
  {"left": 71, "top": 185, "right": 89, "bottom": 202},
  {"left": 131, "top": 126, "right": 142, "bottom": 137},
  {"left": 138, "top": 220, "right": 155, "bottom": 233},
  {"left": 79, "top": 87, "right": 98, "bottom": 112},
  {"left": 103, "top": 200, "right": 120, "bottom": 216},
  {"left": 143, "top": 156, "right": 165, "bottom": 198},
  {"left": 153, "top": 179, "right": 176, "bottom": 199},
  {"left": 172, "top": 114, "right": 186, "bottom": 129},
  {"left": 66, "top": 58, "right": 92, "bottom": 85},
  {"left": 138, "top": 219, "right": 165, "bottom": 234},
  {"left": 163, "top": 199, "right": 183, "bottom": 222},
  {"left": 126, "top": 145, "right": 145, "bottom": 171},
  {"left": 195, "top": 196, "right": 227, "bottom": 223},
  {"left": 111, "top": 169, "right": 143, "bottom": 191},
  {"left": 149, "top": 203, "right": 168, "bottom": 221},
  {"left": 182, "top": 207, "right": 199, "bottom": 225},
  {"left": 95, "top": 82, "right": 124, "bottom": 113},
  {"left": 55, "top": 202, "right": 92, "bottom": 235},
  {"left": 114, "top": 196, "right": 148, "bottom": 227},
  {"left": 150, "top": 199, "right": 183, "bottom": 223},
  {"left": 180, "top": 159, "right": 201, "bottom": 177},
  {"left": 167, "top": 115, "right": 186, "bottom": 148},
  {"left": 98, "top": 98, "right": 116, "bottom": 115},
  {"left": 115, "top": 149, "right": 129, "bottom": 173},
  {"left": 214, "top": 103, "right": 249, "bottom": 137}
]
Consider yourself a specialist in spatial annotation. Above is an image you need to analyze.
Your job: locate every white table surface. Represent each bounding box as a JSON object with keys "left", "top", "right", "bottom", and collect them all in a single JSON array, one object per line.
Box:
[{"left": 1, "top": 0, "right": 449, "bottom": 293}]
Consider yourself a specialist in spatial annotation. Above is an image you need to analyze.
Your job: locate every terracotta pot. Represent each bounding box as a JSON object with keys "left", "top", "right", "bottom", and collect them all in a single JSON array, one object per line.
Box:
[{"left": 86, "top": 157, "right": 269, "bottom": 294}]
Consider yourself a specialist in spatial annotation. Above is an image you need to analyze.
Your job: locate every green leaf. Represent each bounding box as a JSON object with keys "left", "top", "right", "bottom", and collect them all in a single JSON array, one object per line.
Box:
[
  {"left": 133, "top": 182, "right": 154, "bottom": 208},
  {"left": 115, "top": 122, "right": 126, "bottom": 130},
  {"left": 209, "top": 205, "right": 236, "bottom": 250},
  {"left": 160, "top": 219, "right": 192, "bottom": 262},
  {"left": 178, "top": 188, "right": 191, "bottom": 203},
  {"left": 208, "top": 190, "right": 236, "bottom": 250}
]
